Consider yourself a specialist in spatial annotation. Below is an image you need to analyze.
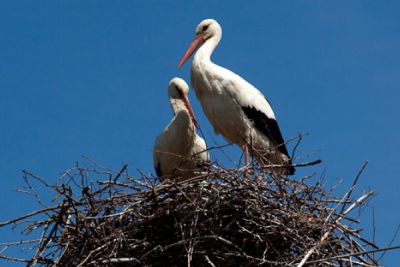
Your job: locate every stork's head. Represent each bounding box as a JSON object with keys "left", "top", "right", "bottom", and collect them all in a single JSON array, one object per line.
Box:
[
  {"left": 195, "top": 19, "right": 221, "bottom": 42},
  {"left": 178, "top": 18, "right": 222, "bottom": 69},
  {"left": 168, "top": 77, "right": 189, "bottom": 99},
  {"left": 168, "top": 77, "right": 200, "bottom": 129}
]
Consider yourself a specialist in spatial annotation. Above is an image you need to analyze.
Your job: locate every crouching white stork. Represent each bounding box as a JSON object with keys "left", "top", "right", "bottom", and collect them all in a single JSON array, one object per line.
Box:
[
  {"left": 153, "top": 77, "right": 210, "bottom": 182},
  {"left": 178, "top": 19, "right": 295, "bottom": 175}
]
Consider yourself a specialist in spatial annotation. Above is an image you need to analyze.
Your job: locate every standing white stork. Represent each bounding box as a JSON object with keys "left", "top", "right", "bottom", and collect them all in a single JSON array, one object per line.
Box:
[
  {"left": 178, "top": 19, "right": 295, "bottom": 175},
  {"left": 153, "top": 77, "right": 210, "bottom": 182}
]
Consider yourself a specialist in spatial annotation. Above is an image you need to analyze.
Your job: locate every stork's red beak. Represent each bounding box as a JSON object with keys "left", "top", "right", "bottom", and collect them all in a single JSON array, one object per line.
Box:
[
  {"left": 182, "top": 94, "right": 200, "bottom": 129},
  {"left": 178, "top": 35, "right": 205, "bottom": 69}
]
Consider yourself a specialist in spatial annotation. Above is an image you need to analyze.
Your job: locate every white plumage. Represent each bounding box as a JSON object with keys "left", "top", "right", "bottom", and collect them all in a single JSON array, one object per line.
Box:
[
  {"left": 153, "top": 77, "right": 209, "bottom": 182},
  {"left": 178, "top": 19, "right": 294, "bottom": 175}
]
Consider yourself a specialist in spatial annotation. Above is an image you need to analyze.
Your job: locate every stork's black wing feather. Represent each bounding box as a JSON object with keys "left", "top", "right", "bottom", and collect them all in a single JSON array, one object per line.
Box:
[
  {"left": 155, "top": 162, "right": 162, "bottom": 178},
  {"left": 241, "top": 105, "right": 290, "bottom": 157}
]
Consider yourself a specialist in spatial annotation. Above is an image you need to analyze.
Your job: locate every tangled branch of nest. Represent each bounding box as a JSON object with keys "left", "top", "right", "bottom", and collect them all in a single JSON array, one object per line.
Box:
[{"left": 0, "top": 156, "right": 389, "bottom": 266}]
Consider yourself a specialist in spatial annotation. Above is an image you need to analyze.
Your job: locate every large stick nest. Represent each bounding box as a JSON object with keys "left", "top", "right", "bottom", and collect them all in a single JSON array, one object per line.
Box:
[{"left": 0, "top": 156, "right": 383, "bottom": 266}]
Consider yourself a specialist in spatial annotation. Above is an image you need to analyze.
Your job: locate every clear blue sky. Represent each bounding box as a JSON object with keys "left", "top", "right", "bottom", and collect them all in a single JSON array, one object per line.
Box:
[{"left": 1, "top": 1, "right": 399, "bottom": 265}]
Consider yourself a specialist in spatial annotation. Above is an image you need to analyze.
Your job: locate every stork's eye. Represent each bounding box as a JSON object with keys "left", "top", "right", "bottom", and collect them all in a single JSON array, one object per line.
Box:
[
  {"left": 174, "top": 85, "right": 184, "bottom": 97},
  {"left": 202, "top": 25, "right": 209, "bottom": 31}
]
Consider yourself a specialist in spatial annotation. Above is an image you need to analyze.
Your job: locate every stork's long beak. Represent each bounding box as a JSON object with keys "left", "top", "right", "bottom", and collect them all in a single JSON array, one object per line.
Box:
[
  {"left": 182, "top": 94, "right": 200, "bottom": 129},
  {"left": 178, "top": 35, "right": 205, "bottom": 69}
]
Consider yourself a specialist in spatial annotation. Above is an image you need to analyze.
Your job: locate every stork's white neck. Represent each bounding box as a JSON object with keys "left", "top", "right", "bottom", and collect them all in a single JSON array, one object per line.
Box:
[
  {"left": 170, "top": 98, "right": 188, "bottom": 117},
  {"left": 191, "top": 32, "right": 225, "bottom": 99},
  {"left": 193, "top": 32, "right": 221, "bottom": 67},
  {"left": 169, "top": 98, "right": 195, "bottom": 137},
  {"left": 167, "top": 102, "right": 196, "bottom": 143}
]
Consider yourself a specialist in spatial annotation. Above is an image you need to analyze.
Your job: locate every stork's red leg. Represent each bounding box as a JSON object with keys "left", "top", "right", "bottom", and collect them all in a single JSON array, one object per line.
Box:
[{"left": 243, "top": 143, "right": 250, "bottom": 178}]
